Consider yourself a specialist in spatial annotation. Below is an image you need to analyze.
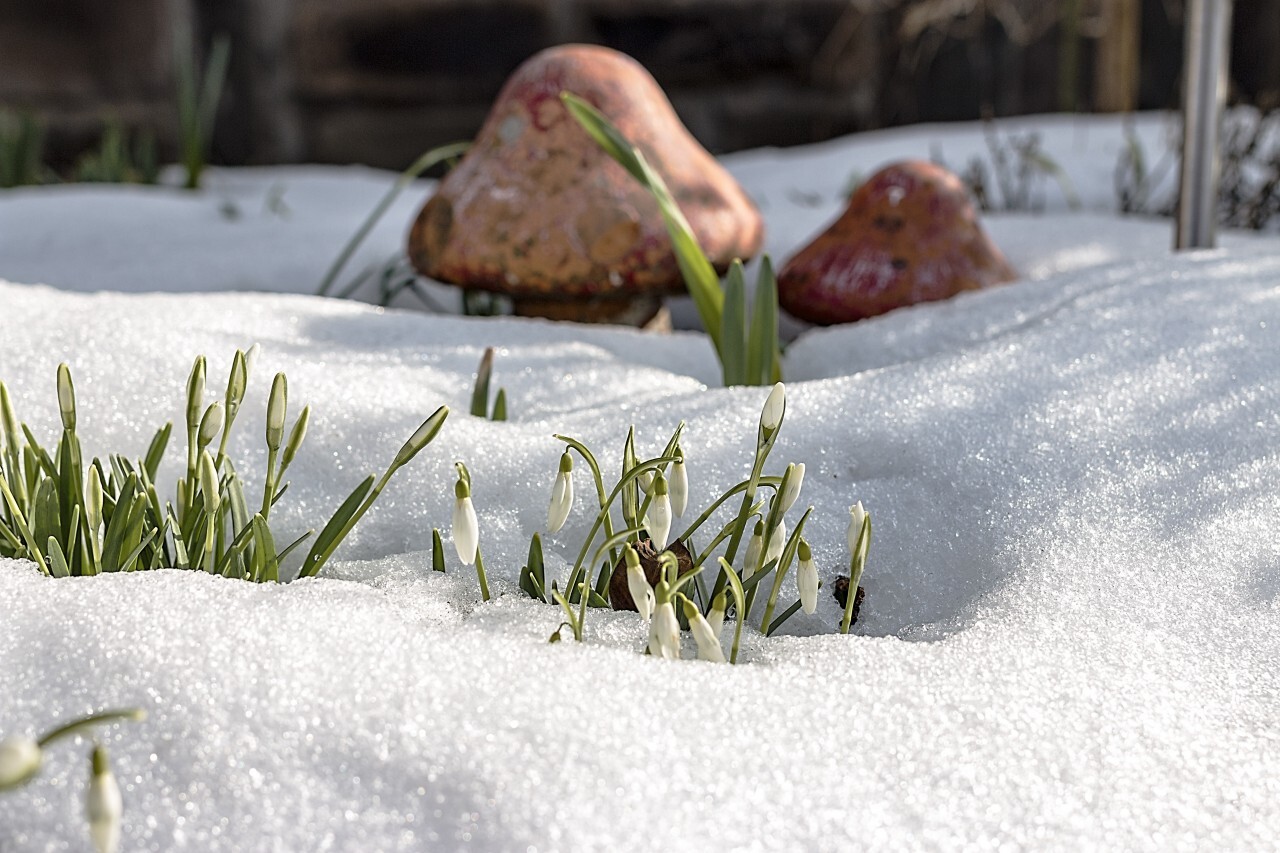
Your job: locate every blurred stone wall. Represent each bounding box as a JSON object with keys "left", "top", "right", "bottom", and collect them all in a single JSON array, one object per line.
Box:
[{"left": 1, "top": 0, "right": 1277, "bottom": 171}]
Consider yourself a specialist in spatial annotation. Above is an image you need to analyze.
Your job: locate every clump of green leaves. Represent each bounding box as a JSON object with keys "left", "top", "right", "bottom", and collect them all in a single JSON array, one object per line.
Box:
[
  {"left": 0, "top": 352, "right": 447, "bottom": 582},
  {"left": 174, "top": 26, "right": 230, "bottom": 190},
  {"left": 469, "top": 347, "right": 507, "bottom": 421},
  {"left": 561, "top": 92, "right": 782, "bottom": 387},
  {"left": 0, "top": 110, "right": 50, "bottom": 188},
  {"left": 74, "top": 121, "right": 158, "bottom": 185}
]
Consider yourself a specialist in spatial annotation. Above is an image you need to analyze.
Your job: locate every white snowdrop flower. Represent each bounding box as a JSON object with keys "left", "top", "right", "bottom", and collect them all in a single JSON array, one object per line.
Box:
[
  {"left": 647, "top": 472, "right": 672, "bottom": 550},
  {"left": 265, "top": 372, "right": 288, "bottom": 451},
  {"left": 452, "top": 475, "right": 479, "bottom": 566},
  {"left": 777, "top": 462, "right": 804, "bottom": 515},
  {"left": 624, "top": 546, "right": 654, "bottom": 621},
  {"left": 744, "top": 519, "right": 764, "bottom": 574},
  {"left": 56, "top": 363, "right": 76, "bottom": 431},
  {"left": 670, "top": 450, "right": 688, "bottom": 517},
  {"left": 547, "top": 451, "right": 574, "bottom": 533},
  {"left": 648, "top": 595, "right": 681, "bottom": 660},
  {"left": 765, "top": 518, "right": 786, "bottom": 568},
  {"left": 797, "top": 539, "right": 819, "bottom": 615},
  {"left": 86, "top": 745, "right": 122, "bottom": 853},
  {"left": 682, "top": 597, "right": 726, "bottom": 663},
  {"left": 847, "top": 501, "right": 867, "bottom": 554},
  {"left": 243, "top": 343, "right": 261, "bottom": 377},
  {"left": 637, "top": 469, "right": 654, "bottom": 494},
  {"left": 199, "top": 451, "right": 220, "bottom": 514},
  {"left": 706, "top": 590, "right": 727, "bottom": 637},
  {"left": 759, "top": 382, "right": 786, "bottom": 432},
  {"left": 0, "top": 736, "right": 41, "bottom": 789}
]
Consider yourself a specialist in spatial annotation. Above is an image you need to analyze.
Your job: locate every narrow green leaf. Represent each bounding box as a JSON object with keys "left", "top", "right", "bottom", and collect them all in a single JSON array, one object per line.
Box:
[
  {"left": 765, "top": 599, "right": 804, "bottom": 636},
  {"left": 431, "top": 527, "right": 445, "bottom": 573},
  {"left": 144, "top": 422, "right": 172, "bottom": 481},
  {"left": 299, "top": 474, "right": 376, "bottom": 578},
  {"left": 46, "top": 537, "right": 70, "bottom": 578},
  {"left": 748, "top": 255, "right": 781, "bottom": 385},
  {"left": 250, "top": 514, "right": 279, "bottom": 583},
  {"left": 491, "top": 388, "right": 507, "bottom": 422},
  {"left": 470, "top": 347, "right": 494, "bottom": 418},
  {"left": 722, "top": 261, "right": 748, "bottom": 386}
]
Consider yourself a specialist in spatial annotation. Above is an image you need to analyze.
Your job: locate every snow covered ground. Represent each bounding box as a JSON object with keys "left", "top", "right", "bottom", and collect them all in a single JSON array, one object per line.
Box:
[{"left": 1, "top": 113, "right": 1278, "bottom": 851}]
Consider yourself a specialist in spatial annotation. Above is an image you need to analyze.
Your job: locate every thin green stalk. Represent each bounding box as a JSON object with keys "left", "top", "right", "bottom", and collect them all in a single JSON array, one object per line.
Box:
[
  {"left": 840, "top": 514, "right": 871, "bottom": 634},
  {"left": 317, "top": 141, "right": 469, "bottom": 297},
  {"left": 36, "top": 708, "right": 146, "bottom": 748},
  {"left": 758, "top": 507, "right": 812, "bottom": 633}
]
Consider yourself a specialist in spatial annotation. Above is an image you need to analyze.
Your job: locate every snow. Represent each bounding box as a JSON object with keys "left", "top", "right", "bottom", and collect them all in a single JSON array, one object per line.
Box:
[{"left": 2, "top": 112, "right": 1280, "bottom": 851}]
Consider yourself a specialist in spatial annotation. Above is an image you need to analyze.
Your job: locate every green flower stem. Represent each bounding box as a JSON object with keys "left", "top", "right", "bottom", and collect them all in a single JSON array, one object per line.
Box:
[
  {"left": 317, "top": 141, "right": 470, "bottom": 297},
  {"left": 717, "top": 419, "right": 784, "bottom": 593},
  {"left": 574, "top": 523, "right": 644, "bottom": 633},
  {"left": 840, "top": 514, "right": 871, "bottom": 635},
  {"left": 675, "top": 475, "right": 781, "bottom": 545},
  {"left": 36, "top": 708, "right": 146, "bottom": 748},
  {"left": 691, "top": 499, "right": 766, "bottom": 570},
  {"left": 758, "top": 506, "right": 812, "bottom": 634},
  {"left": 717, "top": 558, "right": 748, "bottom": 664},
  {"left": 551, "top": 588, "right": 582, "bottom": 641},
  {"left": 475, "top": 545, "right": 490, "bottom": 601}
]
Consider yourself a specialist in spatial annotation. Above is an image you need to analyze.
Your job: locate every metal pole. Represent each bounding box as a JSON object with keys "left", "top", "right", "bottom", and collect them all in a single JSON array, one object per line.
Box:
[{"left": 1175, "top": 0, "right": 1234, "bottom": 250}]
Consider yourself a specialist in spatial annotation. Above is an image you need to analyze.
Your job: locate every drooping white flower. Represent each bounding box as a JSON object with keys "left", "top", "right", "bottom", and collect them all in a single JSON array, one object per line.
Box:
[
  {"left": 625, "top": 546, "right": 654, "bottom": 621},
  {"left": 452, "top": 474, "right": 479, "bottom": 566},
  {"left": 670, "top": 450, "right": 688, "bottom": 517},
  {"left": 682, "top": 597, "right": 726, "bottom": 663},
  {"left": 743, "top": 519, "right": 764, "bottom": 575},
  {"left": 797, "top": 539, "right": 819, "bottom": 615},
  {"left": 648, "top": 593, "right": 681, "bottom": 660},
  {"left": 764, "top": 518, "right": 786, "bottom": 568},
  {"left": 0, "top": 736, "right": 41, "bottom": 789},
  {"left": 547, "top": 451, "right": 574, "bottom": 533},
  {"left": 86, "top": 745, "right": 122, "bottom": 853},
  {"left": 647, "top": 472, "right": 672, "bottom": 550},
  {"left": 706, "top": 590, "right": 727, "bottom": 637},
  {"left": 759, "top": 382, "right": 786, "bottom": 433},
  {"left": 847, "top": 501, "right": 867, "bottom": 555},
  {"left": 777, "top": 462, "right": 805, "bottom": 515}
]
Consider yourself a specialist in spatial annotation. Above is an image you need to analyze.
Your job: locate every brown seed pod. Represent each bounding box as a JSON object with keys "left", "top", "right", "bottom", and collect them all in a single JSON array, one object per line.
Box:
[
  {"left": 831, "top": 576, "right": 867, "bottom": 625},
  {"left": 608, "top": 538, "right": 695, "bottom": 611}
]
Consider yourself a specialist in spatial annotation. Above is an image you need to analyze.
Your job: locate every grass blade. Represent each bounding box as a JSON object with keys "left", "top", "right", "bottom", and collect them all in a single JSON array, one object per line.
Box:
[
  {"left": 748, "top": 255, "right": 781, "bottom": 385},
  {"left": 722, "top": 261, "right": 747, "bottom": 386},
  {"left": 470, "top": 347, "right": 494, "bottom": 418}
]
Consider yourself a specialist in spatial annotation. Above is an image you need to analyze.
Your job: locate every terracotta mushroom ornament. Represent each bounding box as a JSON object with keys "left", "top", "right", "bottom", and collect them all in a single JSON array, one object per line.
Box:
[
  {"left": 408, "top": 44, "right": 764, "bottom": 325},
  {"left": 777, "top": 160, "right": 1017, "bottom": 324}
]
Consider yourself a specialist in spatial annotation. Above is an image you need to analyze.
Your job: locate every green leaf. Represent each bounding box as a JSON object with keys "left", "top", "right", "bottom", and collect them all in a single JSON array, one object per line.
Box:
[
  {"left": 721, "top": 261, "right": 747, "bottom": 386},
  {"left": 525, "top": 532, "right": 544, "bottom": 597},
  {"left": 46, "top": 536, "right": 70, "bottom": 578},
  {"left": 144, "top": 422, "right": 172, "bottom": 481},
  {"left": 470, "top": 347, "right": 494, "bottom": 418},
  {"left": 491, "top": 388, "right": 507, "bottom": 422},
  {"left": 116, "top": 527, "right": 158, "bottom": 575},
  {"left": 765, "top": 598, "right": 804, "bottom": 637},
  {"left": 31, "top": 477, "right": 61, "bottom": 561},
  {"left": 250, "top": 514, "right": 279, "bottom": 583},
  {"left": 748, "top": 256, "right": 781, "bottom": 385},
  {"left": 299, "top": 474, "right": 376, "bottom": 578},
  {"left": 431, "top": 527, "right": 445, "bottom": 573}
]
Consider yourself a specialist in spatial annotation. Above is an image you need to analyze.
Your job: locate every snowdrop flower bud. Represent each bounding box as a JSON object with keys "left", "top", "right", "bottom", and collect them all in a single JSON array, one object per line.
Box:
[
  {"left": 765, "top": 518, "right": 786, "bottom": 568},
  {"left": 86, "top": 745, "right": 122, "bottom": 853},
  {"left": 185, "top": 356, "right": 206, "bottom": 434},
  {"left": 682, "top": 597, "right": 726, "bottom": 663},
  {"left": 797, "top": 539, "right": 819, "bottom": 615},
  {"left": 744, "top": 519, "right": 764, "bottom": 574},
  {"left": 199, "top": 451, "right": 220, "bottom": 514},
  {"left": 197, "top": 402, "right": 223, "bottom": 449},
  {"left": 847, "top": 501, "right": 867, "bottom": 554},
  {"left": 86, "top": 466, "right": 104, "bottom": 534},
  {"left": 452, "top": 470, "right": 479, "bottom": 566},
  {"left": 226, "top": 349, "right": 248, "bottom": 417},
  {"left": 707, "top": 590, "right": 727, "bottom": 637},
  {"left": 670, "top": 449, "right": 688, "bottom": 518},
  {"left": 777, "top": 462, "right": 804, "bottom": 515},
  {"left": 280, "top": 406, "right": 310, "bottom": 473},
  {"left": 624, "top": 545, "right": 653, "bottom": 621},
  {"left": 392, "top": 406, "right": 449, "bottom": 471},
  {"left": 547, "top": 451, "right": 574, "bottom": 533},
  {"left": 759, "top": 382, "right": 785, "bottom": 433},
  {"left": 56, "top": 363, "right": 76, "bottom": 431},
  {"left": 0, "top": 382, "right": 18, "bottom": 445},
  {"left": 0, "top": 736, "right": 42, "bottom": 789},
  {"left": 244, "top": 343, "right": 261, "bottom": 377},
  {"left": 648, "top": 584, "right": 681, "bottom": 660},
  {"left": 647, "top": 472, "right": 672, "bottom": 550},
  {"left": 265, "top": 373, "right": 287, "bottom": 451},
  {"left": 638, "top": 469, "right": 654, "bottom": 494}
]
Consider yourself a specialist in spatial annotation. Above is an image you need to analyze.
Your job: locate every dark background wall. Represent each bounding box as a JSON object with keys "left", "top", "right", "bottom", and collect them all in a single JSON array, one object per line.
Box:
[{"left": 2, "top": 0, "right": 1278, "bottom": 172}]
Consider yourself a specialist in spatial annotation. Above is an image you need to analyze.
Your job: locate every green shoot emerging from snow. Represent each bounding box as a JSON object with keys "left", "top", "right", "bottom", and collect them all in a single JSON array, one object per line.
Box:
[
  {"left": 469, "top": 347, "right": 508, "bottom": 421},
  {"left": 521, "top": 382, "right": 871, "bottom": 661},
  {"left": 0, "top": 353, "right": 448, "bottom": 582}
]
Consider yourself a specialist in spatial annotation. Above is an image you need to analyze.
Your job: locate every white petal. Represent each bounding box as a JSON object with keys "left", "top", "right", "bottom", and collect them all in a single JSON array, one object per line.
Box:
[
  {"left": 798, "top": 558, "right": 819, "bottom": 614},
  {"left": 847, "top": 501, "right": 867, "bottom": 554},
  {"left": 765, "top": 519, "right": 786, "bottom": 566},
  {"left": 87, "top": 772, "right": 122, "bottom": 853},
  {"left": 760, "top": 382, "right": 786, "bottom": 431},
  {"left": 0, "top": 737, "right": 41, "bottom": 787},
  {"left": 452, "top": 497, "right": 479, "bottom": 565},
  {"left": 670, "top": 459, "right": 688, "bottom": 517},
  {"left": 547, "top": 472, "right": 573, "bottom": 533},
  {"left": 648, "top": 602, "right": 681, "bottom": 659},
  {"left": 627, "top": 564, "right": 654, "bottom": 621},
  {"left": 648, "top": 493, "right": 672, "bottom": 550},
  {"left": 778, "top": 462, "right": 804, "bottom": 515}
]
